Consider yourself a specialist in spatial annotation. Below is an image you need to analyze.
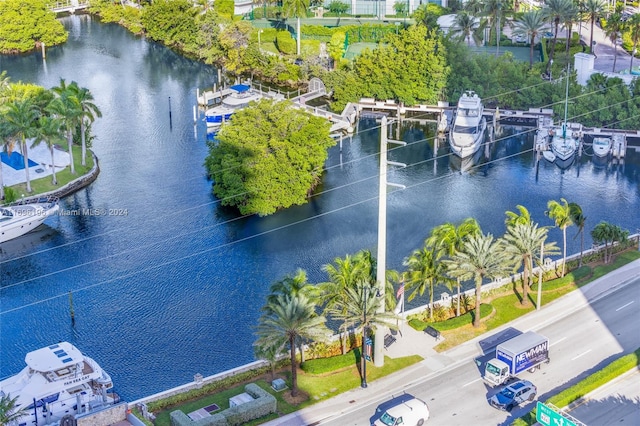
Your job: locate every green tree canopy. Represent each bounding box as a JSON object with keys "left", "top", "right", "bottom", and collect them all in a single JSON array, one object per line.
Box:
[
  {"left": 0, "top": 0, "right": 67, "bottom": 54},
  {"left": 141, "top": 0, "right": 199, "bottom": 54},
  {"left": 349, "top": 25, "right": 449, "bottom": 105},
  {"left": 205, "top": 99, "right": 334, "bottom": 216}
]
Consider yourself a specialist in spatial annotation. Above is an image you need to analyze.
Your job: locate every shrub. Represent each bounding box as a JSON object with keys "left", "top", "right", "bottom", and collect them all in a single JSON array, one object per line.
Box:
[
  {"left": 301, "top": 350, "right": 360, "bottom": 374},
  {"left": 2, "top": 186, "right": 18, "bottom": 204},
  {"left": 276, "top": 31, "right": 296, "bottom": 55}
]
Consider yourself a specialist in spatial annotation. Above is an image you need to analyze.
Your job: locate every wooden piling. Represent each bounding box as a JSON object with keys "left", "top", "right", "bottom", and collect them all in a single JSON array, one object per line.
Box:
[{"left": 68, "top": 291, "right": 75, "bottom": 325}]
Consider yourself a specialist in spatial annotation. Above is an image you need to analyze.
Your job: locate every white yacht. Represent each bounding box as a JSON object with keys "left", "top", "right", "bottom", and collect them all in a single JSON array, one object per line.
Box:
[
  {"left": 0, "top": 342, "right": 118, "bottom": 426},
  {"left": 0, "top": 198, "right": 59, "bottom": 244},
  {"left": 205, "top": 84, "right": 263, "bottom": 127},
  {"left": 592, "top": 137, "right": 612, "bottom": 158},
  {"left": 449, "top": 91, "right": 487, "bottom": 158}
]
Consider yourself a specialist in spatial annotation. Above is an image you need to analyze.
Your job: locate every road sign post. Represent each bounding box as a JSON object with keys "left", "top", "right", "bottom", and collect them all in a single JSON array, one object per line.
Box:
[{"left": 536, "top": 402, "right": 577, "bottom": 426}]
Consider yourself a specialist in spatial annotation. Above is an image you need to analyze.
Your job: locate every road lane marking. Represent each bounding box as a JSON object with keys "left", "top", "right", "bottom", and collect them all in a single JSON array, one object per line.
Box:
[
  {"left": 571, "top": 349, "right": 592, "bottom": 361},
  {"left": 463, "top": 378, "right": 481, "bottom": 387},
  {"left": 616, "top": 300, "right": 634, "bottom": 311},
  {"left": 550, "top": 337, "right": 567, "bottom": 346}
]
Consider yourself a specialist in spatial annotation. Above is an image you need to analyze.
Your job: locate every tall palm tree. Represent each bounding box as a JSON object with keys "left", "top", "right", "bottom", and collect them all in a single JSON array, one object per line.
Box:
[
  {"left": 0, "top": 393, "right": 28, "bottom": 426},
  {"left": 49, "top": 78, "right": 82, "bottom": 174},
  {"left": 444, "top": 233, "right": 513, "bottom": 327},
  {"left": 546, "top": 198, "right": 574, "bottom": 277},
  {"left": 562, "top": 2, "right": 580, "bottom": 54},
  {"left": 451, "top": 11, "right": 482, "bottom": 46},
  {"left": 353, "top": 249, "right": 397, "bottom": 311},
  {"left": 3, "top": 98, "right": 40, "bottom": 193},
  {"left": 426, "top": 218, "right": 481, "bottom": 317},
  {"left": 505, "top": 204, "right": 532, "bottom": 227},
  {"left": 569, "top": 202, "right": 587, "bottom": 266},
  {"left": 283, "top": 0, "right": 309, "bottom": 56},
  {"left": 255, "top": 293, "right": 328, "bottom": 397},
  {"left": 403, "top": 246, "right": 453, "bottom": 321},
  {"left": 32, "top": 116, "right": 66, "bottom": 185},
  {"left": 544, "top": 0, "right": 573, "bottom": 64},
  {"left": 483, "top": 0, "right": 509, "bottom": 56},
  {"left": 583, "top": 0, "right": 607, "bottom": 55},
  {"left": 69, "top": 82, "right": 101, "bottom": 167},
  {"left": 503, "top": 222, "right": 558, "bottom": 305},
  {"left": 320, "top": 254, "right": 366, "bottom": 354},
  {"left": 604, "top": 12, "right": 625, "bottom": 72},
  {"left": 513, "top": 9, "right": 547, "bottom": 68},
  {"left": 628, "top": 13, "right": 640, "bottom": 73},
  {"left": 327, "top": 284, "right": 398, "bottom": 383}
]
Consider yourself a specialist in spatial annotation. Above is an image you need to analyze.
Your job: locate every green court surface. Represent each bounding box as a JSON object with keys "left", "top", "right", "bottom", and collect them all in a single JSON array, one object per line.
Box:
[{"left": 344, "top": 42, "right": 380, "bottom": 60}]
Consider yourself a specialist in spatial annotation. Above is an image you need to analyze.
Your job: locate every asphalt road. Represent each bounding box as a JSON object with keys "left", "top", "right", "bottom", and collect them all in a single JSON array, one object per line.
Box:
[
  {"left": 319, "top": 277, "right": 640, "bottom": 426},
  {"left": 567, "top": 370, "right": 640, "bottom": 425}
]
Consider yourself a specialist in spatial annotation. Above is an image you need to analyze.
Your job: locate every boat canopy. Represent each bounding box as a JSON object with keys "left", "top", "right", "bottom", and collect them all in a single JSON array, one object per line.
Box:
[
  {"left": 25, "top": 343, "right": 83, "bottom": 372},
  {"left": 229, "top": 84, "right": 250, "bottom": 93}
]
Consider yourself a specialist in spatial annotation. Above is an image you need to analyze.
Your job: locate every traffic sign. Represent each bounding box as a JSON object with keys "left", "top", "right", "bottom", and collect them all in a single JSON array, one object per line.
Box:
[{"left": 536, "top": 402, "right": 577, "bottom": 426}]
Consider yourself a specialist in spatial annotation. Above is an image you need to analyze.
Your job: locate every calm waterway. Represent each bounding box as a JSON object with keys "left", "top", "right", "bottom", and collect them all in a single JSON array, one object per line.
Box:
[{"left": 1, "top": 15, "right": 639, "bottom": 401}]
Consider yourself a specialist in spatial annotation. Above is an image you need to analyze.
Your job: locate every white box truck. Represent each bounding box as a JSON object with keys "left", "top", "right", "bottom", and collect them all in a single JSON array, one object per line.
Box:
[{"left": 483, "top": 331, "right": 549, "bottom": 386}]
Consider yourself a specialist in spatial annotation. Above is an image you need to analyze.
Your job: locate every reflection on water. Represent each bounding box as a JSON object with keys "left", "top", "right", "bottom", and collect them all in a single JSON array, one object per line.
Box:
[{"left": 0, "top": 16, "right": 639, "bottom": 401}]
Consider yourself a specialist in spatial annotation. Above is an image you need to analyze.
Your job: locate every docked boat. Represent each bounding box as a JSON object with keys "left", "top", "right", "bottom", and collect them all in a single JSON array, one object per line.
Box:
[
  {"left": 550, "top": 65, "right": 580, "bottom": 166},
  {"left": 592, "top": 136, "right": 612, "bottom": 158},
  {"left": 205, "top": 84, "right": 262, "bottom": 127},
  {"left": 0, "top": 197, "right": 59, "bottom": 244},
  {"left": 0, "top": 342, "right": 118, "bottom": 426},
  {"left": 550, "top": 124, "right": 579, "bottom": 162},
  {"left": 449, "top": 91, "right": 487, "bottom": 158}
]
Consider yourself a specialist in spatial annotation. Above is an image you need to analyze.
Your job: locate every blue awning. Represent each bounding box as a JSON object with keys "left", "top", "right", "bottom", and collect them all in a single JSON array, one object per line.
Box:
[{"left": 229, "top": 84, "right": 250, "bottom": 93}]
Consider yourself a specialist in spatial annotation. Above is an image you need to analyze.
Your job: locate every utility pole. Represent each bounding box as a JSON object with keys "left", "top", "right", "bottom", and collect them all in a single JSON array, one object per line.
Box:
[
  {"left": 374, "top": 116, "right": 406, "bottom": 367},
  {"left": 537, "top": 239, "right": 544, "bottom": 310}
]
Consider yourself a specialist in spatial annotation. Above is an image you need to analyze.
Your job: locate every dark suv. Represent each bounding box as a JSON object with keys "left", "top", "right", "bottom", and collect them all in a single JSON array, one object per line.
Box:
[{"left": 488, "top": 380, "right": 537, "bottom": 411}]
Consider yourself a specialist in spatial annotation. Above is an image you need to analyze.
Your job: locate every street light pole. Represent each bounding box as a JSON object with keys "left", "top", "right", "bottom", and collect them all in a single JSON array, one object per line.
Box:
[
  {"left": 361, "top": 286, "right": 368, "bottom": 388},
  {"left": 537, "top": 239, "right": 544, "bottom": 310}
]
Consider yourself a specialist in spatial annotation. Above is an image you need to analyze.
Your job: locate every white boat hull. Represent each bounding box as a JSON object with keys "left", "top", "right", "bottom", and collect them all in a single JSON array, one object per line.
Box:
[{"left": 0, "top": 201, "right": 59, "bottom": 244}]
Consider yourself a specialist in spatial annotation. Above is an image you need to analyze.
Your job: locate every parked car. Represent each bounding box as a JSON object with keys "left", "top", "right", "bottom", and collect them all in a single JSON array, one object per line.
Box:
[
  {"left": 488, "top": 380, "right": 537, "bottom": 412},
  {"left": 371, "top": 394, "right": 430, "bottom": 426}
]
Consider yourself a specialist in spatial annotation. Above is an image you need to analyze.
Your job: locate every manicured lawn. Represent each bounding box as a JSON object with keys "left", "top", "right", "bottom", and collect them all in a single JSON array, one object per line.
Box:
[{"left": 152, "top": 355, "right": 422, "bottom": 425}]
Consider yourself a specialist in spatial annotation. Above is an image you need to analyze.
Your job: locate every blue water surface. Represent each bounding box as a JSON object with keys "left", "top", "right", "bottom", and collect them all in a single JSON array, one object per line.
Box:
[{"left": 0, "top": 15, "right": 639, "bottom": 402}]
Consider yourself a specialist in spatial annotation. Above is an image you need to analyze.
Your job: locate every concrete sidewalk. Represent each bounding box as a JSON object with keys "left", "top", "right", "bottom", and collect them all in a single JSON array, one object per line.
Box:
[{"left": 264, "top": 258, "right": 640, "bottom": 426}]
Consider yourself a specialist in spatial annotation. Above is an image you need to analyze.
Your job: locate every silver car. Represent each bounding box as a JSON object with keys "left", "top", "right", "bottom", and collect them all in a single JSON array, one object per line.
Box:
[{"left": 488, "top": 380, "right": 537, "bottom": 411}]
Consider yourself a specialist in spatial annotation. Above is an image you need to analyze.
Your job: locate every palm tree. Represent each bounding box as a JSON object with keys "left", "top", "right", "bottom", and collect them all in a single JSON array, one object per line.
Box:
[
  {"left": 483, "top": 0, "right": 509, "bottom": 56},
  {"left": 327, "top": 284, "right": 399, "bottom": 384},
  {"left": 513, "top": 10, "right": 547, "bottom": 68},
  {"left": 503, "top": 222, "right": 558, "bottom": 305},
  {"left": 403, "top": 246, "right": 453, "bottom": 321},
  {"left": 426, "top": 218, "right": 481, "bottom": 317},
  {"left": 544, "top": 0, "right": 573, "bottom": 64},
  {"left": 0, "top": 393, "right": 28, "bottom": 425},
  {"left": 255, "top": 293, "right": 328, "bottom": 397},
  {"left": 604, "top": 12, "right": 625, "bottom": 72},
  {"left": 353, "top": 249, "right": 397, "bottom": 312},
  {"left": 451, "top": 11, "right": 482, "bottom": 46},
  {"left": 283, "top": 0, "right": 309, "bottom": 56},
  {"left": 49, "top": 78, "right": 82, "bottom": 174},
  {"left": 546, "top": 198, "right": 574, "bottom": 277},
  {"left": 32, "top": 116, "right": 66, "bottom": 185},
  {"left": 562, "top": 2, "right": 580, "bottom": 54},
  {"left": 69, "top": 82, "right": 101, "bottom": 167},
  {"left": 505, "top": 204, "right": 532, "bottom": 227},
  {"left": 444, "top": 233, "right": 513, "bottom": 327},
  {"left": 320, "top": 254, "right": 366, "bottom": 354},
  {"left": 3, "top": 98, "right": 40, "bottom": 193},
  {"left": 628, "top": 13, "right": 640, "bottom": 73},
  {"left": 569, "top": 202, "right": 587, "bottom": 266},
  {"left": 583, "top": 0, "right": 607, "bottom": 55}
]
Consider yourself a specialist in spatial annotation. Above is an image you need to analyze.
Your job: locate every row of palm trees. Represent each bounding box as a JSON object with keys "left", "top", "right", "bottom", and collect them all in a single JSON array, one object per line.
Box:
[
  {"left": 449, "top": 0, "right": 640, "bottom": 72},
  {"left": 253, "top": 199, "right": 595, "bottom": 395},
  {"left": 0, "top": 73, "right": 101, "bottom": 200}
]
